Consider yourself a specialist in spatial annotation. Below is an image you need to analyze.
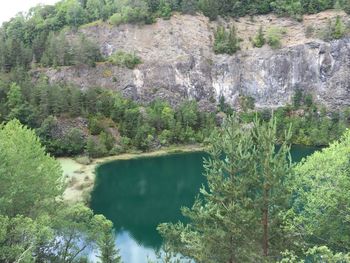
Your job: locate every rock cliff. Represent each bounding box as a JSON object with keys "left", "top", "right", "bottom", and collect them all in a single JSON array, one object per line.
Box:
[{"left": 34, "top": 11, "right": 350, "bottom": 110}]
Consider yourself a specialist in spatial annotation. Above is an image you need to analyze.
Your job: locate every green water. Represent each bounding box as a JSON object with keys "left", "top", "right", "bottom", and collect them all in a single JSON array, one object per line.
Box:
[{"left": 90, "top": 146, "right": 318, "bottom": 262}]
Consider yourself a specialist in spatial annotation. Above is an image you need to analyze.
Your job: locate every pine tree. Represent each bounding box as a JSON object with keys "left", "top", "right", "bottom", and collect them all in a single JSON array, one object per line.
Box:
[
  {"left": 214, "top": 25, "right": 240, "bottom": 55},
  {"left": 97, "top": 219, "right": 122, "bottom": 263},
  {"left": 253, "top": 26, "right": 265, "bottom": 48},
  {"left": 332, "top": 15, "right": 345, "bottom": 39},
  {"left": 158, "top": 115, "right": 293, "bottom": 262}
]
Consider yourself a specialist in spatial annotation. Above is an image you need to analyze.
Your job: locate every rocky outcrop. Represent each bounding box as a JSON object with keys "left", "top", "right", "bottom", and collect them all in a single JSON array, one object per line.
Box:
[{"left": 33, "top": 12, "right": 350, "bottom": 110}]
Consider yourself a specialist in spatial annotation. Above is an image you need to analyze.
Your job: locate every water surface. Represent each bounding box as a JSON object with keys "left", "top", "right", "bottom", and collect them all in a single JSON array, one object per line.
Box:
[{"left": 90, "top": 146, "right": 318, "bottom": 262}]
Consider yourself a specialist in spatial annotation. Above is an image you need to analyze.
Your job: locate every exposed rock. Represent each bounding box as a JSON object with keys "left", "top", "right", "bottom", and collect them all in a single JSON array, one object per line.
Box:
[
  {"left": 33, "top": 11, "right": 350, "bottom": 110},
  {"left": 50, "top": 117, "right": 89, "bottom": 140}
]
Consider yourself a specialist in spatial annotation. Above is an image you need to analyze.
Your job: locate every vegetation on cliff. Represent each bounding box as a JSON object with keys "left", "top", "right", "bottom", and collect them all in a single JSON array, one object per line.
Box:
[
  {"left": 1, "top": 0, "right": 350, "bottom": 71},
  {"left": 0, "top": 75, "right": 217, "bottom": 157}
]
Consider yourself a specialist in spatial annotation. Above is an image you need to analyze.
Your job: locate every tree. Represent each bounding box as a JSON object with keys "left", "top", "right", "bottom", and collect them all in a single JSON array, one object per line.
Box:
[
  {"left": 60, "top": 128, "right": 86, "bottom": 155},
  {"left": 343, "top": 0, "right": 350, "bottom": 14},
  {"left": 253, "top": 26, "right": 265, "bottom": 48},
  {"left": 0, "top": 120, "right": 121, "bottom": 262},
  {"left": 97, "top": 215, "right": 122, "bottom": 263},
  {"left": 6, "top": 83, "right": 25, "bottom": 120},
  {"left": 198, "top": 0, "right": 220, "bottom": 20},
  {"left": 332, "top": 15, "right": 345, "bottom": 39},
  {"left": 213, "top": 25, "right": 240, "bottom": 55},
  {"left": 158, "top": 0, "right": 172, "bottom": 19},
  {"left": 181, "top": 0, "right": 198, "bottom": 14},
  {"left": 51, "top": 203, "right": 116, "bottom": 263},
  {"left": 158, "top": 116, "right": 293, "bottom": 262},
  {"left": 284, "top": 130, "right": 350, "bottom": 253},
  {"left": 86, "top": 0, "right": 105, "bottom": 21},
  {"left": 66, "top": 0, "right": 87, "bottom": 27},
  {"left": 266, "top": 26, "right": 285, "bottom": 49},
  {"left": 177, "top": 100, "right": 198, "bottom": 128},
  {"left": 0, "top": 119, "right": 64, "bottom": 217},
  {"left": 0, "top": 215, "right": 52, "bottom": 263}
]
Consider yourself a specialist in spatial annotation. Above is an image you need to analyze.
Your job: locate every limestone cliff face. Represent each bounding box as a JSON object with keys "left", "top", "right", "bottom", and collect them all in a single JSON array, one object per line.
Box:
[{"left": 34, "top": 12, "right": 350, "bottom": 110}]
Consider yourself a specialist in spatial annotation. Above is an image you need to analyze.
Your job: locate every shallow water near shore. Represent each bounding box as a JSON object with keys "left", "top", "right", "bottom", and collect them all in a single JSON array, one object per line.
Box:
[{"left": 90, "top": 145, "right": 318, "bottom": 262}]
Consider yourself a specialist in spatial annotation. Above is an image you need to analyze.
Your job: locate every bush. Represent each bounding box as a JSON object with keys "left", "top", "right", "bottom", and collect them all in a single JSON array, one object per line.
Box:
[
  {"left": 108, "top": 51, "right": 142, "bottom": 69},
  {"left": 343, "top": 0, "right": 350, "bottom": 14},
  {"left": 86, "top": 136, "right": 108, "bottom": 158},
  {"left": 109, "top": 13, "right": 124, "bottom": 26},
  {"left": 252, "top": 26, "right": 265, "bottom": 48},
  {"left": 61, "top": 128, "right": 86, "bottom": 155},
  {"left": 213, "top": 26, "right": 240, "bottom": 55},
  {"left": 158, "top": 0, "right": 172, "bottom": 19},
  {"left": 270, "top": 0, "right": 303, "bottom": 20},
  {"left": 266, "top": 27, "right": 285, "bottom": 49},
  {"left": 88, "top": 117, "right": 104, "bottom": 135},
  {"left": 332, "top": 15, "right": 345, "bottom": 39}
]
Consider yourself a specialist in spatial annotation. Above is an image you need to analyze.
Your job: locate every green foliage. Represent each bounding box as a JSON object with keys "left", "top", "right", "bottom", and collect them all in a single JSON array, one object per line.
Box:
[
  {"left": 41, "top": 31, "right": 102, "bottom": 67},
  {"left": 0, "top": 120, "right": 64, "bottom": 217},
  {"left": 266, "top": 26, "right": 286, "bottom": 49},
  {"left": 213, "top": 25, "right": 240, "bottom": 55},
  {"left": 218, "top": 95, "right": 234, "bottom": 115},
  {"left": 253, "top": 26, "right": 266, "bottom": 48},
  {"left": 97, "top": 217, "right": 122, "bottom": 263},
  {"left": 0, "top": 215, "right": 51, "bottom": 263},
  {"left": 108, "top": 51, "right": 142, "bottom": 69},
  {"left": 86, "top": 136, "right": 108, "bottom": 158},
  {"left": 89, "top": 116, "right": 105, "bottom": 135},
  {"left": 279, "top": 246, "right": 350, "bottom": 262},
  {"left": 198, "top": 0, "right": 220, "bottom": 20},
  {"left": 60, "top": 128, "right": 86, "bottom": 155},
  {"left": 320, "top": 16, "right": 347, "bottom": 41},
  {"left": 293, "top": 89, "right": 303, "bottom": 108},
  {"left": 0, "top": 0, "right": 343, "bottom": 72},
  {"left": 332, "top": 15, "right": 345, "bottom": 39},
  {"left": 109, "top": 13, "right": 124, "bottom": 26},
  {"left": 343, "top": 0, "right": 350, "bottom": 14},
  {"left": 158, "top": 0, "right": 172, "bottom": 19},
  {"left": 159, "top": 116, "right": 293, "bottom": 261},
  {"left": 284, "top": 131, "right": 350, "bottom": 253},
  {"left": 271, "top": 0, "right": 303, "bottom": 20}
]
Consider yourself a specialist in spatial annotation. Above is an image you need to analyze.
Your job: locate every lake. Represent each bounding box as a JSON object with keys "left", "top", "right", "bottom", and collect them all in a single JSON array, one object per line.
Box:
[{"left": 90, "top": 145, "right": 318, "bottom": 262}]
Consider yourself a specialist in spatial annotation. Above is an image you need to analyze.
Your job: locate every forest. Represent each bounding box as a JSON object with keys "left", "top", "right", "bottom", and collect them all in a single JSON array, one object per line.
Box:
[{"left": 1, "top": 0, "right": 350, "bottom": 262}]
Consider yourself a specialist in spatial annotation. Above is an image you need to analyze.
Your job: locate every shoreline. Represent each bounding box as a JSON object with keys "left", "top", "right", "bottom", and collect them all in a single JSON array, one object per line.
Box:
[{"left": 58, "top": 144, "right": 206, "bottom": 203}]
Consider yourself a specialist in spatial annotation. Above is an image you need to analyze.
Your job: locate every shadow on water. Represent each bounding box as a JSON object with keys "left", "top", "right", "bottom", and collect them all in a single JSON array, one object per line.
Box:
[{"left": 90, "top": 145, "right": 319, "bottom": 262}]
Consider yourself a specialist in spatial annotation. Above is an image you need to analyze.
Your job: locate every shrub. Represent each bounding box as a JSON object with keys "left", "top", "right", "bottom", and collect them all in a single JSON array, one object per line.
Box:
[
  {"left": 109, "top": 13, "right": 123, "bottom": 26},
  {"left": 320, "top": 16, "right": 346, "bottom": 41},
  {"left": 158, "top": 0, "right": 172, "bottom": 19},
  {"left": 293, "top": 89, "right": 303, "bottom": 108},
  {"left": 343, "top": 0, "right": 350, "bottom": 14},
  {"left": 213, "top": 26, "right": 240, "bottom": 55},
  {"left": 332, "top": 15, "right": 345, "bottom": 39},
  {"left": 108, "top": 51, "right": 142, "bottom": 69},
  {"left": 266, "top": 27, "right": 286, "bottom": 49},
  {"left": 86, "top": 136, "right": 108, "bottom": 158},
  {"left": 252, "top": 26, "right": 265, "bottom": 48},
  {"left": 88, "top": 117, "right": 104, "bottom": 135},
  {"left": 61, "top": 128, "right": 86, "bottom": 155}
]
